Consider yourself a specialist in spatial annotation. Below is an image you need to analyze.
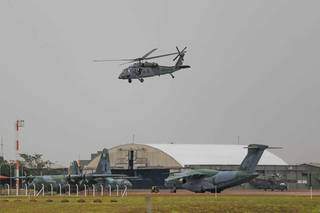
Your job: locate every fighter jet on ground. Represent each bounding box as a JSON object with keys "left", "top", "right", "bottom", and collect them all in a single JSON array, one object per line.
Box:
[
  {"left": 165, "top": 144, "right": 271, "bottom": 193},
  {"left": 94, "top": 47, "right": 190, "bottom": 83},
  {"left": 21, "top": 149, "right": 131, "bottom": 192},
  {"left": 80, "top": 149, "right": 132, "bottom": 189}
]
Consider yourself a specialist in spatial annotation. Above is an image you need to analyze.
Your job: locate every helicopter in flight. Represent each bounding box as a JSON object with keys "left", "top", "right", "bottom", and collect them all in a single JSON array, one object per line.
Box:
[{"left": 94, "top": 47, "right": 190, "bottom": 83}]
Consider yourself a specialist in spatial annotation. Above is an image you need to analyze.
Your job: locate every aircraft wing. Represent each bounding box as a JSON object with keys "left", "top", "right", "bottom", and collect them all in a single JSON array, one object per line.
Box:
[
  {"left": 166, "top": 170, "right": 209, "bottom": 181},
  {"left": 9, "top": 176, "right": 36, "bottom": 180},
  {"left": 68, "top": 173, "right": 128, "bottom": 180},
  {"left": 85, "top": 173, "right": 127, "bottom": 178}
]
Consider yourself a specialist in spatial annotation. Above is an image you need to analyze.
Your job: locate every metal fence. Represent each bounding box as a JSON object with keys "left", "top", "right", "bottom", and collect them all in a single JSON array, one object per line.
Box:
[{"left": 0, "top": 184, "right": 128, "bottom": 197}]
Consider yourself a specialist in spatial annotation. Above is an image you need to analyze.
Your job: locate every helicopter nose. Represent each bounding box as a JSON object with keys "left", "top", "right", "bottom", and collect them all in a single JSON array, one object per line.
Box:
[
  {"left": 119, "top": 71, "right": 128, "bottom": 79},
  {"left": 118, "top": 73, "right": 124, "bottom": 79}
]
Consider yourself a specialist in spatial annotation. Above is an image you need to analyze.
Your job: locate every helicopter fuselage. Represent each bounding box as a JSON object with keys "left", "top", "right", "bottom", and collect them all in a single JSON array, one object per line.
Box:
[
  {"left": 118, "top": 62, "right": 189, "bottom": 83},
  {"left": 94, "top": 46, "right": 189, "bottom": 83}
]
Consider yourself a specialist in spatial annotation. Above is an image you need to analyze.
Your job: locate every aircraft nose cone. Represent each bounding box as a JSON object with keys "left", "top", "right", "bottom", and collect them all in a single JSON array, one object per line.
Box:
[
  {"left": 125, "top": 180, "right": 132, "bottom": 188},
  {"left": 119, "top": 72, "right": 127, "bottom": 79}
]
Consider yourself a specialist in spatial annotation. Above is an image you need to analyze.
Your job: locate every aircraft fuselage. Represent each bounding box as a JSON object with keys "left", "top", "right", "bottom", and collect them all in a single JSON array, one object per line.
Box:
[
  {"left": 118, "top": 62, "right": 190, "bottom": 82},
  {"left": 166, "top": 170, "right": 259, "bottom": 193}
]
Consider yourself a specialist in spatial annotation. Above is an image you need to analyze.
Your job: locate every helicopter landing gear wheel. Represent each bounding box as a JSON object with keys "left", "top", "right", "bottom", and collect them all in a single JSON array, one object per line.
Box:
[
  {"left": 128, "top": 79, "right": 132, "bottom": 83},
  {"left": 170, "top": 74, "right": 175, "bottom": 79},
  {"left": 139, "top": 78, "right": 144, "bottom": 83}
]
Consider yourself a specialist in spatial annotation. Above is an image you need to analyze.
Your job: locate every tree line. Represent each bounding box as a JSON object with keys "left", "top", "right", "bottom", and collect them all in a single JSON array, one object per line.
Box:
[{"left": 0, "top": 153, "right": 52, "bottom": 177}]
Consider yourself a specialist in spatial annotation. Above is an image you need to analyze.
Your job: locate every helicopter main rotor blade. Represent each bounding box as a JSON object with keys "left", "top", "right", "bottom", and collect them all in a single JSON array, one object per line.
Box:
[
  {"left": 144, "top": 52, "right": 178, "bottom": 60},
  {"left": 92, "top": 49, "right": 158, "bottom": 63},
  {"left": 120, "top": 61, "right": 135, "bottom": 66},
  {"left": 93, "top": 48, "right": 180, "bottom": 64},
  {"left": 141, "top": 48, "right": 158, "bottom": 59},
  {"left": 93, "top": 59, "right": 135, "bottom": 62}
]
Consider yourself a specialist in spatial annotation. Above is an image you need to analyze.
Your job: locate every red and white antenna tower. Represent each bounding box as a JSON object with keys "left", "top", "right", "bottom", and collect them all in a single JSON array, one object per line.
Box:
[{"left": 15, "top": 120, "right": 24, "bottom": 195}]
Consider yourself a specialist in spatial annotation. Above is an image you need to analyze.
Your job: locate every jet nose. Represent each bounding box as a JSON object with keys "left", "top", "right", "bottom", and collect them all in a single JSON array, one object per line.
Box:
[{"left": 122, "top": 180, "right": 132, "bottom": 188}]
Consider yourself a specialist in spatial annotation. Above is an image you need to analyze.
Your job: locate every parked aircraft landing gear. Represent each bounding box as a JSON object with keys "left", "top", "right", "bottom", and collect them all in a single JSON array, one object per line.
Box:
[
  {"left": 151, "top": 186, "right": 159, "bottom": 193},
  {"left": 128, "top": 79, "right": 132, "bottom": 83},
  {"left": 170, "top": 186, "right": 177, "bottom": 193},
  {"left": 139, "top": 78, "right": 144, "bottom": 83},
  {"left": 210, "top": 188, "right": 221, "bottom": 193},
  {"left": 170, "top": 74, "right": 175, "bottom": 79}
]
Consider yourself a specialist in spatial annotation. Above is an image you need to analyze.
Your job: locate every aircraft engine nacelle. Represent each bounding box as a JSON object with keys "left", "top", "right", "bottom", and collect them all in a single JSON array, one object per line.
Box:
[{"left": 178, "top": 178, "right": 187, "bottom": 184}]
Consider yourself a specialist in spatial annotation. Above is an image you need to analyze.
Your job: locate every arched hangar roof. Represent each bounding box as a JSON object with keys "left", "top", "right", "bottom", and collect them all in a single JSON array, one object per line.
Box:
[
  {"left": 96, "top": 143, "right": 287, "bottom": 170},
  {"left": 146, "top": 144, "right": 287, "bottom": 167}
]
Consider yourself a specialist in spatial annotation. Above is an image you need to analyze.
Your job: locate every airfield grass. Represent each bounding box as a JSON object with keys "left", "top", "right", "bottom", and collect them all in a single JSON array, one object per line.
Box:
[{"left": 0, "top": 195, "right": 320, "bottom": 213}]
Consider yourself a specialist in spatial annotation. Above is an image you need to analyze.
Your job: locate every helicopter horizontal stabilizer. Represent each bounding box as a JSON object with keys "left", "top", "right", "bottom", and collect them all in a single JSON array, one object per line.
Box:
[{"left": 178, "top": 65, "right": 190, "bottom": 69}]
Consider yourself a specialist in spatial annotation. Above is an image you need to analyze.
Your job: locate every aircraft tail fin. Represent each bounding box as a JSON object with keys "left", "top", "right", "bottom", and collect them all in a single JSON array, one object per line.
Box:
[
  {"left": 173, "top": 46, "right": 188, "bottom": 68},
  {"left": 69, "top": 161, "right": 80, "bottom": 175},
  {"left": 95, "top": 148, "right": 112, "bottom": 175},
  {"left": 239, "top": 144, "right": 269, "bottom": 173}
]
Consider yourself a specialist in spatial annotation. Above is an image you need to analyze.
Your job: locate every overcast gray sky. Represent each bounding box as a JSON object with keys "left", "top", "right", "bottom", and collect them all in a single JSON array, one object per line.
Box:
[{"left": 1, "top": 0, "right": 319, "bottom": 165}]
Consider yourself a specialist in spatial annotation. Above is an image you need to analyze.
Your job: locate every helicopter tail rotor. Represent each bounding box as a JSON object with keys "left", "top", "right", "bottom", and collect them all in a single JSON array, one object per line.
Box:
[
  {"left": 173, "top": 46, "right": 187, "bottom": 61},
  {"left": 173, "top": 47, "right": 188, "bottom": 69}
]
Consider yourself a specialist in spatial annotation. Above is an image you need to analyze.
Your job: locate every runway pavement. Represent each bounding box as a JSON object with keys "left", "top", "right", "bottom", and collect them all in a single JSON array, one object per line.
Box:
[{"left": 127, "top": 189, "right": 320, "bottom": 196}]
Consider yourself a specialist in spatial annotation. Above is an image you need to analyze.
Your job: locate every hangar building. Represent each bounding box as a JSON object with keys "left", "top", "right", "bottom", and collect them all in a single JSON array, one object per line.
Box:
[
  {"left": 86, "top": 143, "right": 286, "bottom": 169},
  {"left": 82, "top": 143, "right": 320, "bottom": 189}
]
